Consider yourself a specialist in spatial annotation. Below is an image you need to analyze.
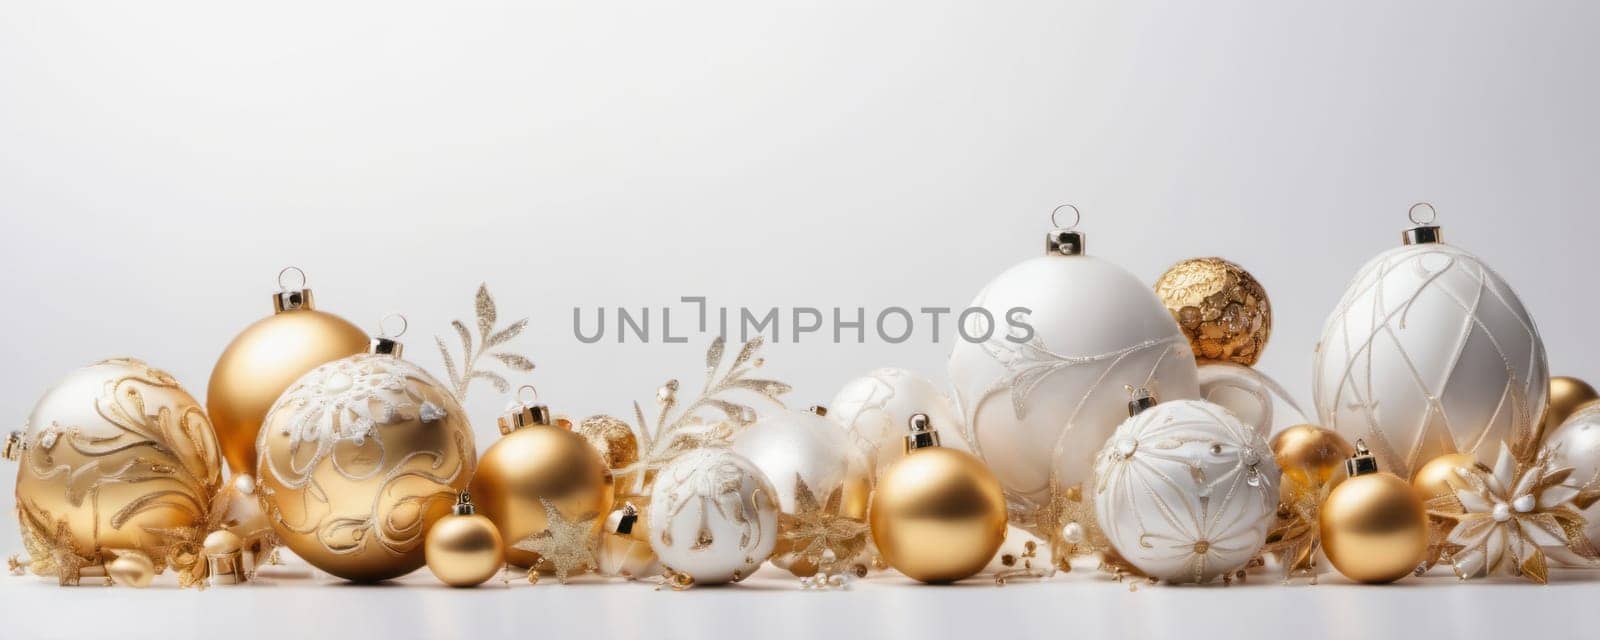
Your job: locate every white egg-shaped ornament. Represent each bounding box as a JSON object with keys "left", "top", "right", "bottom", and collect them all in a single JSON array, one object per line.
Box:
[
  {"left": 1312, "top": 205, "right": 1548, "bottom": 478},
  {"left": 730, "top": 406, "right": 870, "bottom": 575},
  {"left": 648, "top": 448, "right": 780, "bottom": 586},
  {"left": 1091, "top": 391, "right": 1279, "bottom": 584},
  {"left": 828, "top": 368, "right": 968, "bottom": 477},
  {"left": 1543, "top": 404, "right": 1600, "bottom": 567},
  {"left": 1197, "top": 362, "right": 1310, "bottom": 439},
  {"left": 948, "top": 206, "right": 1200, "bottom": 518}
]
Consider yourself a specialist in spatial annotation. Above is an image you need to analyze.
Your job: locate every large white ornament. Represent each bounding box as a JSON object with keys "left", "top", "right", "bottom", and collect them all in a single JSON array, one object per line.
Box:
[
  {"left": 948, "top": 217, "right": 1199, "bottom": 510},
  {"left": 828, "top": 368, "right": 968, "bottom": 477},
  {"left": 1197, "top": 363, "right": 1309, "bottom": 439},
  {"left": 730, "top": 407, "right": 870, "bottom": 573},
  {"left": 1312, "top": 211, "right": 1548, "bottom": 478},
  {"left": 1543, "top": 405, "right": 1600, "bottom": 567},
  {"left": 1092, "top": 398, "right": 1279, "bottom": 584},
  {"left": 648, "top": 448, "right": 779, "bottom": 585}
]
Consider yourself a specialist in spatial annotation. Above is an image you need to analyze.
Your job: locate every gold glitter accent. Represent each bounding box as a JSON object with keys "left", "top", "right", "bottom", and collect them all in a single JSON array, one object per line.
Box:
[
  {"left": 1154, "top": 257, "right": 1272, "bottom": 366},
  {"left": 777, "top": 475, "right": 870, "bottom": 574},
  {"left": 511, "top": 499, "right": 599, "bottom": 584},
  {"left": 435, "top": 283, "right": 536, "bottom": 401}
]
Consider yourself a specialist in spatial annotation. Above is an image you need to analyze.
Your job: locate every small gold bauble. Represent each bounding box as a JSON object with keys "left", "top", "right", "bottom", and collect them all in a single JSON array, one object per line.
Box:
[
  {"left": 1271, "top": 425, "right": 1354, "bottom": 490},
  {"left": 1154, "top": 257, "right": 1272, "bottom": 366},
  {"left": 209, "top": 278, "right": 369, "bottom": 474},
  {"left": 256, "top": 351, "right": 476, "bottom": 582},
  {"left": 470, "top": 407, "right": 613, "bottom": 569},
  {"left": 1321, "top": 472, "right": 1428, "bottom": 584},
  {"left": 107, "top": 550, "right": 156, "bottom": 588},
  {"left": 869, "top": 416, "right": 1006, "bottom": 583},
  {"left": 1411, "top": 452, "right": 1478, "bottom": 501},
  {"left": 13, "top": 359, "right": 222, "bottom": 565},
  {"left": 1545, "top": 376, "right": 1600, "bottom": 437},
  {"left": 425, "top": 495, "right": 504, "bottom": 587}
]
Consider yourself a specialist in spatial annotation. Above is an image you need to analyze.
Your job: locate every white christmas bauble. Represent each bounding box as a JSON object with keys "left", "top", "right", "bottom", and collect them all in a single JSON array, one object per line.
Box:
[
  {"left": 1091, "top": 399, "right": 1279, "bottom": 584},
  {"left": 1197, "top": 363, "right": 1309, "bottom": 439},
  {"left": 1543, "top": 405, "right": 1600, "bottom": 567},
  {"left": 648, "top": 448, "right": 780, "bottom": 584},
  {"left": 730, "top": 408, "right": 870, "bottom": 573},
  {"left": 828, "top": 368, "right": 968, "bottom": 477},
  {"left": 1312, "top": 224, "right": 1548, "bottom": 478},
  {"left": 949, "top": 242, "right": 1199, "bottom": 507}
]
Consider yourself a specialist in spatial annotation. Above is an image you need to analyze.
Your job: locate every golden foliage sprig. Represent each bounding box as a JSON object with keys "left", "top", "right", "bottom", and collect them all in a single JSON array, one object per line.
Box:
[{"left": 436, "top": 283, "right": 536, "bottom": 401}]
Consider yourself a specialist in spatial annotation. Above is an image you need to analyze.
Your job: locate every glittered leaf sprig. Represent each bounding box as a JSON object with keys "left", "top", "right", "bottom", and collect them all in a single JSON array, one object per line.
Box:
[{"left": 436, "top": 283, "right": 536, "bottom": 401}]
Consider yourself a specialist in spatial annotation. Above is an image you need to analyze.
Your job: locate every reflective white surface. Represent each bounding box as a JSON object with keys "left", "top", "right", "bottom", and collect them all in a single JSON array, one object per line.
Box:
[{"left": 5, "top": 562, "right": 1599, "bottom": 640}]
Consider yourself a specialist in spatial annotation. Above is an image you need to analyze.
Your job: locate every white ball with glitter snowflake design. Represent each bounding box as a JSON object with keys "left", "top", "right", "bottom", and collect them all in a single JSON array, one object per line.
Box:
[
  {"left": 1091, "top": 397, "right": 1279, "bottom": 584},
  {"left": 1312, "top": 210, "right": 1548, "bottom": 479},
  {"left": 648, "top": 448, "right": 780, "bottom": 585},
  {"left": 948, "top": 217, "right": 1199, "bottom": 510}
]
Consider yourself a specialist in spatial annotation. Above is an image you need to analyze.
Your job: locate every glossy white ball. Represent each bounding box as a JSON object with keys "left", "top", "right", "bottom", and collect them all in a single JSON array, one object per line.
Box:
[
  {"left": 949, "top": 253, "right": 1200, "bottom": 505},
  {"left": 1313, "top": 240, "right": 1547, "bottom": 478},
  {"left": 1092, "top": 399, "right": 1278, "bottom": 584},
  {"left": 828, "top": 368, "right": 968, "bottom": 476},
  {"left": 1544, "top": 405, "right": 1600, "bottom": 567},
  {"left": 647, "top": 448, "right": 779, "bottom": 585},
  {"left": 1197, "top": 362, "right": 1310, "bottom": 439}
]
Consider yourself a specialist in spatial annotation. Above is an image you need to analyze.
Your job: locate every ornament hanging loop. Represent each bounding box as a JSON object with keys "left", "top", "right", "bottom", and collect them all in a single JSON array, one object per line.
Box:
[
  {"left": 517, "top": 384, "right": 539, "bottom": 406},
  {"left": 1045, "top": 204, "right": 1086, "bottom": 256},
  {"left": 370, "top": 314, "right": 408, "bottom": 357},
  {"left": 273, "top": 266, "right": 315, "bottom": 313},
  {"left": 1402, "top": 202, "right": 1442, "bottom": 245}
]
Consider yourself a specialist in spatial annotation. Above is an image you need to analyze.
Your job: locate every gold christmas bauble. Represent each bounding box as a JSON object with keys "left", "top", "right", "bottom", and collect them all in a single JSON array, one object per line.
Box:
[
  {"left": 576, "top": 415, "right": 642, "bottom": 501},
  {"left": 1154, "top": 257, "right": 1272, "bottom": 366},
  {"left": 1411, "top": 452, "right": 1478, "bottom": 501},
  {"left": 1545, "top": 376, "right": 1600, "bottom": 437},
  {"left": 470, "top": 403, "right": 613, "bottom": 569},
  {"left": 256, "top": 348, "right": 476, "bottom": 583},
  {"left": 1271, "top": 425, "right": 1354, "bottom": 490},
  {"left": 425, "top": 494, "right": 504, "bottom": 587},
  {"left": 209, "top": 276, "right": 369, "bottom": 475},
  {"left": 11, "top": 359, "right": 223, "bottom": 568},
  {"left": 869, "top": 415, "right": 1006, "bottom": 583},
  {"left": 107, "top": 550, "right": 156, "bottom": 588},
  {"left": 1321, "top": 466, "right": 1428, "bottom": 584}
]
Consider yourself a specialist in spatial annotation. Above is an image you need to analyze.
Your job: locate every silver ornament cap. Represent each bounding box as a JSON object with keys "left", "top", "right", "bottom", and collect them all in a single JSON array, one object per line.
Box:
[
  {"left": 1402, "top": 202, "right": 1442, "bottom": 245},
  {"left": 1045, "top": 204, "right": 1086, "bottom": 256}
]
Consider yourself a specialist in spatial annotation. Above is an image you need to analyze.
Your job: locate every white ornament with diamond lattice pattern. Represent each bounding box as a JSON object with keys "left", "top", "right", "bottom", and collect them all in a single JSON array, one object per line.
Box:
[
  {"left": 1312, "top": 207, "right": 1548, "bottom": 478},
  {"left": 1091, "top": 398, "right": 1279, "bottom": 584}
]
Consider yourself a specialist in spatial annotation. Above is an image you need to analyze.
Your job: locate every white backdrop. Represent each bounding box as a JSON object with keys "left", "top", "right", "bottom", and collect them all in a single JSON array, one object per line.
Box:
[{"left": 2, "top": 0, "right": 1597, "bottom": 562}]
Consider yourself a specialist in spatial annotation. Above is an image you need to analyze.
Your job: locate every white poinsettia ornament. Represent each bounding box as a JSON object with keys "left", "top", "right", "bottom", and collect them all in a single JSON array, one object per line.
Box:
[{"left": 1429, "top": 442, "right": 1598, "bottom": 584}]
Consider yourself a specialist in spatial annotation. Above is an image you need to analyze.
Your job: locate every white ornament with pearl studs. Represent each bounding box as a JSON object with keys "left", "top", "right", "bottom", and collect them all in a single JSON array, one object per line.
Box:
[{"left": 1091, "top": 398, "right": 1279, "bottom": 584}]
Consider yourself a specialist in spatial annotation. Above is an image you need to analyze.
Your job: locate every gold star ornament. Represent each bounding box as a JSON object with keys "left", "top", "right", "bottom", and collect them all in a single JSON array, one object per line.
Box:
[{"left": 511, "top": 499, "right": 599, "bottom": 584}]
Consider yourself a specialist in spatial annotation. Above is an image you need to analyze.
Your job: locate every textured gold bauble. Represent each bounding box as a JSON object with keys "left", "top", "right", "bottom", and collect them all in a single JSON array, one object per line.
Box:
[
  {"left": 1411, "top": 452, "right": 1478, "bottom": 501},
  {"left": 256, "top": 352, "right": 476, "bottom": 582},
  {"left": 426, "top": 498, "right": 504, "bottom": 588},
  {"left": 870, "top": 447, "right": 1006, "bottom": 583},
  {"left": 13, "top": 359, "right": 223, "bottom": 566},
  {"left": 1154, "top": 257, "right": 1272, "bottom": 366},
  {"left": 1320, "top": 472, "right": 1428, "bottom": 583},
  {"left": 107, "top": 550, "right": 156, "bottom": 588},
  {"left": 1545, "top": 376, "right": 1600, "bottom": 438},
  {"left": 470, "top": 419, "right": 613, "bottom": 568},
  {"left": 209, "top": 286, "right": 369, "bottom": 475},
  {"left": 576, "top": 415, "right": 642, "bottom": 501},
  {"left": 1271, "top": 425, "right": 1354, "bottom": 490}
]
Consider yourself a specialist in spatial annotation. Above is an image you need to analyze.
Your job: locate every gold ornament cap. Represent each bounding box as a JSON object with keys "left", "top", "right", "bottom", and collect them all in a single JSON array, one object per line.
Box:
[
  {"left": 1045, "top": 204, "right": 1085, "bottom": 256},
  {"left": 1126, "top": 385, "right": 1158, "bottom": 417},
  {"left": 1401, "top": 202, "right": 1442, "bottom": 245},
  {"left": 1346, "top": 439, "right": 1380, "bottom": 477},
  {"left": 368, "top": 313, "right": 407, "bottom": 358},
  {"left": 904, "top": 413, "right": 942, "bottom": 452},
  {"left": 2, "top": 430, "right": 22, "bottom": 461},
  {"left": 498, "top": 385, "right": 554, "bottom": 435},
  {"left": 272, "top": 266, "right": 317, "bottom": 313},
  {"left": 453, "top": 492, "right": 477, "bottom": 516}
]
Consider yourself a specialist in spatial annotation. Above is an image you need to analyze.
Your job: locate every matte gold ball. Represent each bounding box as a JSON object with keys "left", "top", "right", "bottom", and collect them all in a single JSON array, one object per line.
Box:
[
  {"left": 1546, "top": 376, "right": 1600, "bottom": 436},
  {"left": 1271, "top": 425, "right": 1354, "bottom": 490},
  {"left": 1411, "top": 452, "right": 1478, "bottom": 502},
  {"left": 1155, "top": 257, "right": 1272, "bottom": 366},
  {"left": 256, "top": 353, "right": 477, "bottom": 582},
  {"left": 426, "top": 511, "right": 504, "bottom": 587},
  {"left": 107, "top": 550, "right": 157, "bottom": 588},
  {"left": 869, "top": 447, "right": 1006, "bottom": 583},
  {"left": 470, "top": 423, "right": 613, "bottom": 568},
  {"left": 209, "top": 297, "right": 368, "bottom": 475},
  {"left": 1320, "top": 472, "right": 1428, "bottom": 584}
]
